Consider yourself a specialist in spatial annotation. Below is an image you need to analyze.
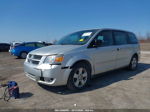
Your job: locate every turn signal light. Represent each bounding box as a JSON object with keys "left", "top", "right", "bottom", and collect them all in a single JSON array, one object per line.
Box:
[{"left": 55, "top": 56, "right": 64, "bottom": 62}]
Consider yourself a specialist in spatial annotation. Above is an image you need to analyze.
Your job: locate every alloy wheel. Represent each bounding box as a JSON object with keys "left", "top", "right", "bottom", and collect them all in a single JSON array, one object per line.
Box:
[
  {"left": 73, "top": 68, "right": 88, "bottom": 88},
  {"left": 131, "top": 57, "right": 137, "bottom": 69}
]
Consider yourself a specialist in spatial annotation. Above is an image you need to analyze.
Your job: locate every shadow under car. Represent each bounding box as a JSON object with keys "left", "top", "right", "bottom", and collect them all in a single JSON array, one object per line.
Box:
[{"left": 38, "top": 63, "right": 150, "bottom": 95}]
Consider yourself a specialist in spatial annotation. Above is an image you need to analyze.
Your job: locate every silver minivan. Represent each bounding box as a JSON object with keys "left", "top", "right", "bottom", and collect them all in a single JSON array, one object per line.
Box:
[{"left": 24, "top": 29, "right": 140, "bottom": 90}]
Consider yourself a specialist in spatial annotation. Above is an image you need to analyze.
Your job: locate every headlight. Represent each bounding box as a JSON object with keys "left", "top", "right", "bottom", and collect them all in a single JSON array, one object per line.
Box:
[{"left": 44, "top": 54, "right": 64, "bottom": 65}]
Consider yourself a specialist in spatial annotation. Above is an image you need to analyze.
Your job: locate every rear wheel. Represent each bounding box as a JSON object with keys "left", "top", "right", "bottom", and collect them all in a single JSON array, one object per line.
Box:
[
  {"left": 128, "top": 55, "right": 138, "bottom": 70},
  {"left": 67, "top": 62, "right": 91, "bottom": 91},
  {"left": 20, "top": 52, "right": 27, "bottom": 59}
]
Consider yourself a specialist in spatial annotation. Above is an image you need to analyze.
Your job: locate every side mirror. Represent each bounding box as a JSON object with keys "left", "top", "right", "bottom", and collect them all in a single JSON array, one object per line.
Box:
[{"left": 93, "top": 39, "right": 103, "bottom": 47}]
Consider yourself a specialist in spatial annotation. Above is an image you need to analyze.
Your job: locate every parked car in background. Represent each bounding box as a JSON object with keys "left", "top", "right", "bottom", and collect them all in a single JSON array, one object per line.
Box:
[
  {"left": 38, "top": 41, "right": 53, "bottom": 46},
  {"left": 0, "top": 43, "right": 10, "bottom": 52},
  {"left": 10, "top": 42, "right": 47, "bottom": 58},
  {"left": 24, "top": 29, "right": 140, "bottom": 90},
  {"left": 9, "top": 42, "right": 22, "bottom": 52},
  {"left": 44, "top": 42, "right": 53, "bottom": 46}
]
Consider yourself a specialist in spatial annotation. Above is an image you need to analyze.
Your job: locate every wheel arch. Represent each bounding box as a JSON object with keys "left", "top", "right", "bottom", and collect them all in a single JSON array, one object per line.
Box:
[
  {"left": 19, "top": 51, "right": 28, "bottom": 58},
  {"left": 70, "top": 59, "right": 92, "bottom": 74},
  {"left": 132, "top": 53, "right": 139, "bottom": 61},
  {"left": 20, "top": 51, "right": 28, "bottom": 55},
  {"left": 67, "top": 59, "right": 92, "bottom": 90}
]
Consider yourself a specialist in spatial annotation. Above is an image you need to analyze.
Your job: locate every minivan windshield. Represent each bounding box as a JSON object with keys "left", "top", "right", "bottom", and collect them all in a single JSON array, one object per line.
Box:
[{"left": 56, "top": 30, "right": 98, "bottom": 45}]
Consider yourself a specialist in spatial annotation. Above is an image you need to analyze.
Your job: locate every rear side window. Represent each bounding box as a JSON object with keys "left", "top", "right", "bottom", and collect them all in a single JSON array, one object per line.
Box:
[
  {"left": 25, "top": 43, "right": 35, "bottom": 47},
  {"left": 114, "top": 31, "right": 128, "bottom": 45},
  {"left": 128, "top": 33, "right": 138, "bottom": 44}
]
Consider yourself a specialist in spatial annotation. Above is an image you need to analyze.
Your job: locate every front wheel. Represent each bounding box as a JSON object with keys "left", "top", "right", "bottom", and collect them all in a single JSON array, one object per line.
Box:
[
  {"left": 67, "top": 62, "right": 91, "bottom": 91},
  {"left": 20, "top": 52, "right": 27, "bottom": 59}
]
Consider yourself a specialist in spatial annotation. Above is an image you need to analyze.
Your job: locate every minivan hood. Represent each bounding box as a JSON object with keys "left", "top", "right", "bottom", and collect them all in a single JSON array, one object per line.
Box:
[{"left": 29, "top": 45, "right": 82, "bottom": 55}]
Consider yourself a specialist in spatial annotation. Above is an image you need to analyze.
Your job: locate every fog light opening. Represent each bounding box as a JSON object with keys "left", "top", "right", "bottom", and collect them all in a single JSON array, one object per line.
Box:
[{"left": 44, "top": 78, "right": 54, "bottom": 82}]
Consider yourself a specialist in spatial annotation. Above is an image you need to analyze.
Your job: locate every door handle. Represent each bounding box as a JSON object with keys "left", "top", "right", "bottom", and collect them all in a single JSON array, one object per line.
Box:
[{"left": 117, "top": 48, "right": 120, "bottom": 51}]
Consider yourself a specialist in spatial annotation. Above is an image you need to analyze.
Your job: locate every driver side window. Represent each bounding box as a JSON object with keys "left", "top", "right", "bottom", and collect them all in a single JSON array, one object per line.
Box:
[
  {"left": 89, "top": 30, "right": 114, "bottom": 47},
  {"left": 96, "top": 30, "right": 114, "bottom": 46}
]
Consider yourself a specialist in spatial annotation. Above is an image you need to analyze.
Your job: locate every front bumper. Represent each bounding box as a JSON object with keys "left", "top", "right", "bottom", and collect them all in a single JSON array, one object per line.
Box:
[
  {"left": 10, "top": 49, "right": 19, "bottom": 56},
  {"left": 24, "top": 62, "right": 71, "bottom": 86}
]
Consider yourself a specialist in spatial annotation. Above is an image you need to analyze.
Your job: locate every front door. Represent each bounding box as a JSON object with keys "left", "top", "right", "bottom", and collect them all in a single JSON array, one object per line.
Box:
[{"left": 89, "top": 30, "right": 117, "bottom": 74}]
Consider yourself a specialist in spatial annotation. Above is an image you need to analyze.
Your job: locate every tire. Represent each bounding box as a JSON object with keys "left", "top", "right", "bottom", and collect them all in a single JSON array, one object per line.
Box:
[
  {"left": 128, "top": 55, "right": 138, "bottom": 70},
  {"left": 17, "top": 56, "right": 21, "bottom": 59},
  {"left": 67, "top": 62, "right": 91, "bottom": 91},
  {"left": 20, "top": 52, "right": 27, "bottom": 59}
]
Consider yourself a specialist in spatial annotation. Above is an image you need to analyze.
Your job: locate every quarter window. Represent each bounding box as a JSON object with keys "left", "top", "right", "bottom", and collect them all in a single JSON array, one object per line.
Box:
[
  {"left": 128, "top": 33, "right": 138, "bottom": 44},
  {"left": 114, "top": 31, "right": 128, "bottom": 45}
]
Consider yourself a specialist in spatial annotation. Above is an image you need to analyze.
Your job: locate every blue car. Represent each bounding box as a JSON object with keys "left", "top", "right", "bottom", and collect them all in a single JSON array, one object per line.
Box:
[{"left": 10, "top": 42, "right": 47, "bottom": 58}]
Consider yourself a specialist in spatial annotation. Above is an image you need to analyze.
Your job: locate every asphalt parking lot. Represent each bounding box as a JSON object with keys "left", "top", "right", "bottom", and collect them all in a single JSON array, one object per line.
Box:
[{"left": 0, "top": 52, "right": 150, "bottom": 109}]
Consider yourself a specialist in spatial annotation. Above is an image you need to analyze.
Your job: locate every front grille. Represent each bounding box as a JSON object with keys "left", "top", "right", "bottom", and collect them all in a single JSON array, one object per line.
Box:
[
  {"left": 33, "top": 55, "right": 42, "bottom": 60},
  {"left": 27, "top": 54, "right": 42, "bottom": 65},
  {"left": 32, "top": 60, "right": 39, "bottom": 65}
]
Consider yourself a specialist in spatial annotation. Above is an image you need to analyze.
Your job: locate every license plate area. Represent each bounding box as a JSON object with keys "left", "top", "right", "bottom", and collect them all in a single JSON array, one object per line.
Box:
[{"left": 24, "top": 63, "right": 41, "bottom": 77}]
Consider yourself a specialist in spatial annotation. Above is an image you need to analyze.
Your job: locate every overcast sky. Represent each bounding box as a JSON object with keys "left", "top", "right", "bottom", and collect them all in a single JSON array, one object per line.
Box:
[{"left": 0, "top": 0, "right": 150, "bottom": 42}]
